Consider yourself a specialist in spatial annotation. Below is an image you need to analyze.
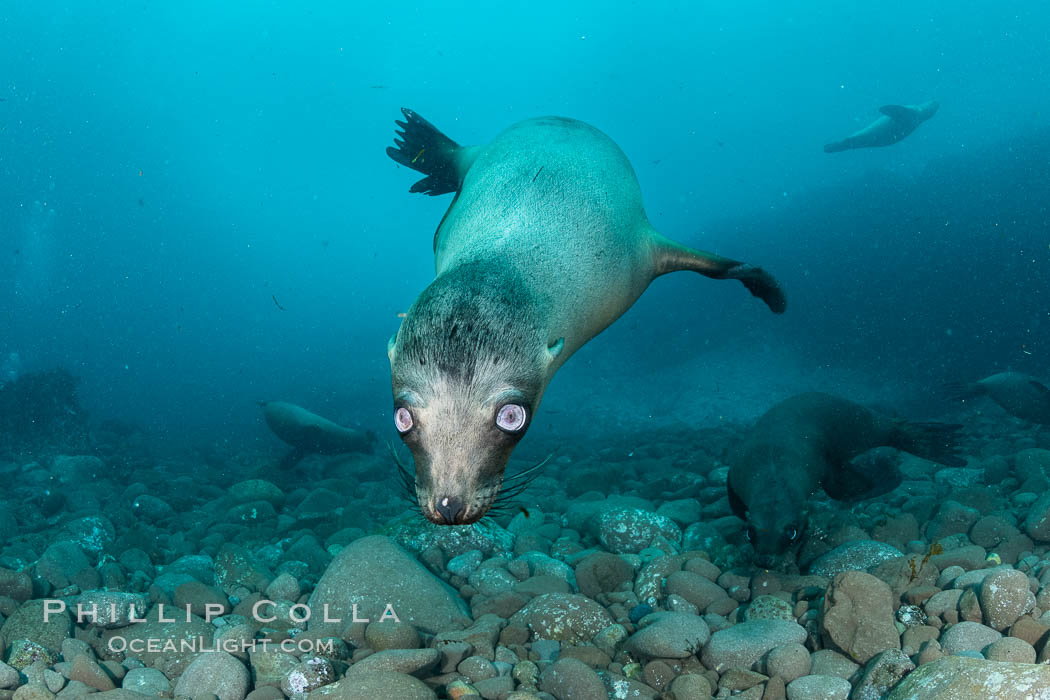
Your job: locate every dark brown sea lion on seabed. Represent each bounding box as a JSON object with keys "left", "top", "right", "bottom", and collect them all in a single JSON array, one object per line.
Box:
[
  {"left": 946, "top": 372, "right": 1050, "bottom": 425},
  {"left": 727, "top": 392, "right": 965, "bottom": 568},
  {"left": 385, "top": 109, "right": 786, "bottom": 525},
  {"left": 259, "top": 401, "right": 375, "bottom": 470}
]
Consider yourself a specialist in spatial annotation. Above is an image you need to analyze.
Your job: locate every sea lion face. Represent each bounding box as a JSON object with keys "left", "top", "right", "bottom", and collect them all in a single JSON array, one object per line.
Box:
[
  {"left": 746, "top": 509, "right": 807, "bottom": 569},
  {"left": 919, "top": 100, "right": 940, "bottom": 120},
  {"left": 389, "top": 264, "right": 563, "bottom": 524},
  {"left": 393, "top": 373, "right": 537, "bottom": 525}
]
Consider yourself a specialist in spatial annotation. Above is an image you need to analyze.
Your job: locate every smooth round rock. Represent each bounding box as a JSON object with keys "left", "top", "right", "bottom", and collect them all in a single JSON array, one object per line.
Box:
[
  {"left": 538, "top": 657, "right": 606, "bottom": 700},
  {"left": 172, "top": 651, "right": 249, "bottom": 700},
  {"left": 938, "top": 621, "right": 1002, "bottom": 655},
  {"left": 625, "top": 612, "right": 710, "bottom": 659},
  {"left": 979, "top": 567, "right": 1030, "bottom": 631},
  {"left": 787, "top": 674, "right": 852, "bottom": 700},
  {"left": 701, "top": 619, "right": 807, "bottom": 672},
  {"left": 765, "top": 643, "right": 811, "bottom": 683}
]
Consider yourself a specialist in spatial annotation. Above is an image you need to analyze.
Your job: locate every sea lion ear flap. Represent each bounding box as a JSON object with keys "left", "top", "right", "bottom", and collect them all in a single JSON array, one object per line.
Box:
[{"left": 546, "top": 337, "right": 565, "bottom": 363}]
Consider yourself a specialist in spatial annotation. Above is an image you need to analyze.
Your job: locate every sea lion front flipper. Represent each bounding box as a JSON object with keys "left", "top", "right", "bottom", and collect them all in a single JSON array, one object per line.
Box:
[
  {"left": 727, "top": 481, "right": 747, "bottom": 520},
  {"left": 386, "top": 108, "right": 473, "bottom": 196},
  {"left": 651, "top": 234, "right": 787, "bottom": 313},
  {"left": 878, "top": 104, "right": 914, "bottom": 121},
  {"left": 823, "top": 139, "right": 851, "bottom": 153},
  {"left": 822, "top": 450, "right": 903, "bottom": 502},
  {"left": 278, "top": 447, "right": 307, "bottom": 471}
]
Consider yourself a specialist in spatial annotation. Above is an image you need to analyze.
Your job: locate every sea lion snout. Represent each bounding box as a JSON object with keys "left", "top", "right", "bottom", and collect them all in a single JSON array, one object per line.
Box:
[
  {"left": 412, "top": 447, "right": 508, "bottom": 525},
  {"left": 393, "top": 382, "right": 532, "bottom": 525},
  {"left": 746, "top": 515, "right": 806, "bottom": 568},
  {"left": 434, "top": 496, "right": 467, "bottom": 525}
]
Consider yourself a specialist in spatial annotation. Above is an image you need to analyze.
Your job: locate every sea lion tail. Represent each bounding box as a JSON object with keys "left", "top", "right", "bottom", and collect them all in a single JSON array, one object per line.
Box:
[
  {"left": 823, "top": 139, "right": 850, "bottom": 153},
  {"left": 894, "top": 421, "right": 967, "bottom": 467},
  {"left": 386, "top": 108, "right": 464, "bottom": 196}
]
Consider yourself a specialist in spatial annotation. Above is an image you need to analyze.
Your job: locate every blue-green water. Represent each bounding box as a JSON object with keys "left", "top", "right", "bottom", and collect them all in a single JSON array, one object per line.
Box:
[{"left": 1, "top": 2, "right": 1046, "bottom": 446}]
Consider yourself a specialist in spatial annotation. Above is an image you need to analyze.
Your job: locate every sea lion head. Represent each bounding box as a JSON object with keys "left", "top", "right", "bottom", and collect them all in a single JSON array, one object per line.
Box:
[
  {"left": 745, "top": 481, "right": 808, "bottom": 569},
  {"left": 919, "top": 100, "right": 940, "bottom": 120},
  {"left": 389, "top": 264, "right": 563, "bottom": 525}
]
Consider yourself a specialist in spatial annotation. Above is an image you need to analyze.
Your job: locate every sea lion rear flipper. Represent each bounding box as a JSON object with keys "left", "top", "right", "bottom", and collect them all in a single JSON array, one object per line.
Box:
[
  {"left": 893, "top": 420, "right": 967, "bottom": 467},
  {"left": 878, "top": 104, "right": 914, "bottom": 121},
  {"left": 822, "top": 450, "right": 904, "bottom": 502},
  {"left": 278, "top": 447, "right": 307, "bottom": 471},
  {"left": 1029, "top": 380, "right": 1050, "bottom": 400},
  {"left": 823, "top": 139, "right": 850, "bottom": 154},
  {"left": 651, "top": 234, "right": 787, "bottom": 313},
  {"left": 386, "top": 108, "right": 471, "bottom": 196}
]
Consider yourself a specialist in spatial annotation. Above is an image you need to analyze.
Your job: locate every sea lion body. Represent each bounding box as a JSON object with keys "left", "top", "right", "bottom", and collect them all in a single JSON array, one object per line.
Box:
[
  {"left": 386, "top": 110, "right": 786, "bottom": 524},
  {"left": 728, "top": 392, "right": 963, "bottom": 567},
  {"left": 948, "top": 372, "right": 1050, "bottom": 424},
  {"left": 824, "top": 101, "right": 939, "bottom": 153},
  {"left": 260, "top": 401, "right": 374, "bottom": 469},
  {"left": 431, "top": 118, "right": 655, "bottom": 369}
]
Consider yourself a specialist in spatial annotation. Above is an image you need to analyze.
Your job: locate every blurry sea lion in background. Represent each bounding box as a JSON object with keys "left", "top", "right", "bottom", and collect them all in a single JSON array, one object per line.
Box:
[
  {"left": 259, "top": 401, "right": 375, "bottom": 470},
  {"left": 946, "top": 372, "right": 1050, "bottom": 425},
  {"left": 823, "top": 101, "right": 939, "bottom": 153},
  {"left": 727, "top": 392, "right": 965, "bottom": 568},
  {"left": 385, "top": 109, "right": 786, "bottom": 525}
]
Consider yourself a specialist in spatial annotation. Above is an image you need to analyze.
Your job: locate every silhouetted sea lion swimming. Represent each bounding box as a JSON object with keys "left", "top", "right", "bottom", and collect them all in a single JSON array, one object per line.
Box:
[
  {"left": 259, "top": 401, "right": 374, "bottom": 470},
  {"left": 385, "top": 108, "right": 786, "bottom": 525},
  {"left": 727, "top": 392, "right": 965, "bottom": 568},
  {"left": 824, "top": 100, "right": 939, "bottom": 153},
  {"left": 946, "top": 372, "right": 1050, "bottom": 425}
]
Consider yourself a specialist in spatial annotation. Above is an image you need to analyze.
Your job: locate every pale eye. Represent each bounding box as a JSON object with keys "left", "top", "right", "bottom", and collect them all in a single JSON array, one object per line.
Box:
[
  {"left": 394, "top": 407, "right": 413, "bottom": 433},
  {"left": 496, "top": 403, "right": 527, "bottom": 432},
  {"left": 786, "top": 526, "right": 799, "bottom": 542}
]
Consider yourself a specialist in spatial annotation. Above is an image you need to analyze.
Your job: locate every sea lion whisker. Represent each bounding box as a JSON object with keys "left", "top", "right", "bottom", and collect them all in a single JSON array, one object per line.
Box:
[
  {"left": 387, "top": 441, "right": 418, "bottom": 503},
  {"left": 502, "top": 453, "right": 553, "bottom": 485},
  {"left": 493, "top": 482, "right": 536, "bottom": 504}
]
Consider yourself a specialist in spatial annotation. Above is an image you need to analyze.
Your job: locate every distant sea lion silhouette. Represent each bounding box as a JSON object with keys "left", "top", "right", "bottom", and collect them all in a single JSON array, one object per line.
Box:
[
  {"left": 259, "top": 401, "right": 375, "bottom": 470},
  {"left": 727, "top": 392, "right": 964, "bottom": 568},
  {"left": 946, "top": 372, "right": 1050, "bottom": 425},
  {"left": 386, "top": 109, "right": 786, "bottom": 525},
  {"left": 824, "top": 101, "right": 939, "bottom": 153}
]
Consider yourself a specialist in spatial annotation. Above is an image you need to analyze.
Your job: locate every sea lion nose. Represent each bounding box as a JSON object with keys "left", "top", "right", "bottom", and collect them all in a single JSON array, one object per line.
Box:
[
  {"left": 435, "top": 496, "right": 466, "bottom": 524},
  {"left": 754, "top": 554, "right": 778, "bottom": 570}
]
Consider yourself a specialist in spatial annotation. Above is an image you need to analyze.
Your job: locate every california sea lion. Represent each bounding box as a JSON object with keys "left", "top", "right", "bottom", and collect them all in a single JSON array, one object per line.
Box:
[
  {"left": 946, "top": 372, "right": 1050, "bottom": 425},
  {"left": 823, "top": 101, "right": 939, "bottom": 153},
  {"left": 386, "top": 109, "right": 786, "bottom": 525},
  {"left": 259, "top": 401, "right": 375, "bottom": 469},
  {"left": 727, "top": 392, "right": 964, "bottom": 568}
]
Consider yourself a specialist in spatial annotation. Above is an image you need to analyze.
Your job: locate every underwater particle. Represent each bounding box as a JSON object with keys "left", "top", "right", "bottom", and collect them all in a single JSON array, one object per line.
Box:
[
  {"left": 628, "top": 603, "right": 653, "bottom": 624},
  {"left": 271, "top": 294, "right": 286, "bottom": 311}
]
